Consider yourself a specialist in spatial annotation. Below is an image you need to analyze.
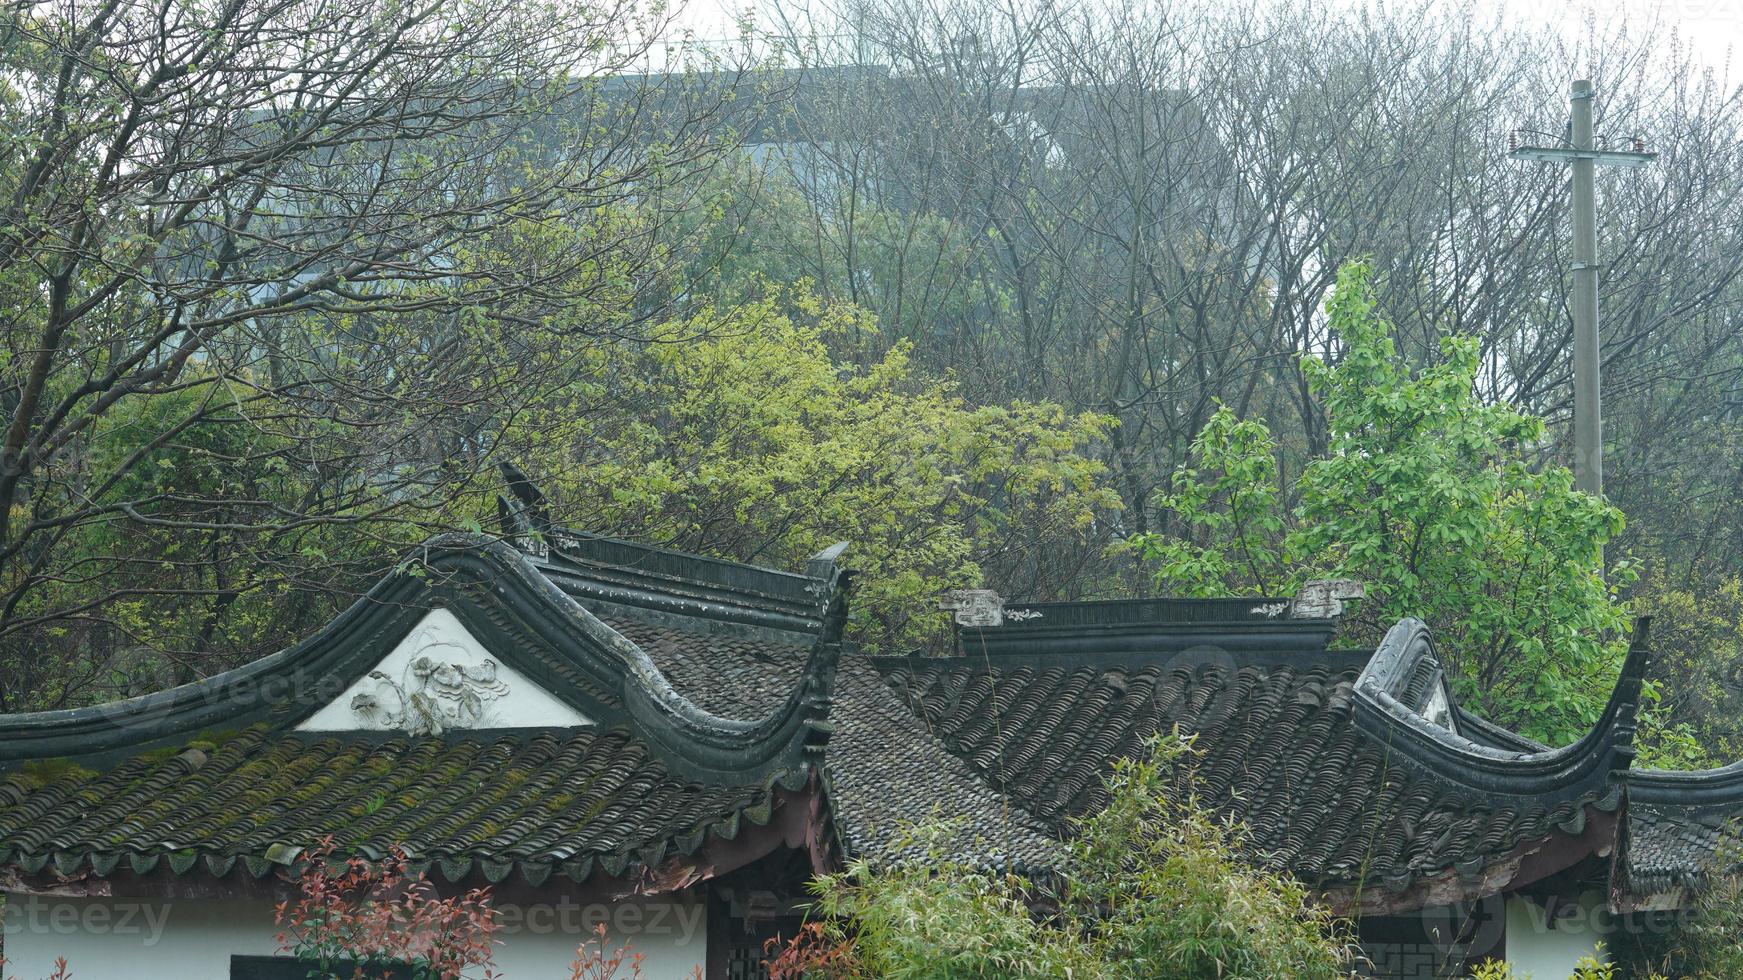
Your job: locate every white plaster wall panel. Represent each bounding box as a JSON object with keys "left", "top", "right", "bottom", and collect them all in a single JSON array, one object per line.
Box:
[
  {"left": 1504, "top": 893, "right": 1610, "bottom": 979},
  {"left": 296, "top": 607, "right": 590, "bottom": 732},
  {"left": 0, "top": 895, "right": 706, "bottom": 980}
]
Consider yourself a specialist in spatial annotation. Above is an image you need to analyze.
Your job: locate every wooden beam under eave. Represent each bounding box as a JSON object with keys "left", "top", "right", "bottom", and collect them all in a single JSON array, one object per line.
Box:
[{"left": 1320, "top": 806, "right": 1618, "bottom": 917}]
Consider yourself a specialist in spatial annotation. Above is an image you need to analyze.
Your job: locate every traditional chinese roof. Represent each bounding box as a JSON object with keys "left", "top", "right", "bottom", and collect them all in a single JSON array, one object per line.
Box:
[
  {"left": 599, "top": 597, "right": 1065, "bottom": 872},
  {"left": 0, "top": 533, "right": 844, "bottom": 893},
  {"left": 598, "top": 589, "right": 1063, "bottom": 872},
  {"left": 1618, "top": 752, "right": 1743, "bottom": 907},
  {"left": 0, "top": 726, "right": 801, "bottom": 888},
  {"left": 0, "top": 511, "right": 1666, "bottom": 916},
  {"left": 871, "top": 609, "right": 1649, "bottom": 913}
]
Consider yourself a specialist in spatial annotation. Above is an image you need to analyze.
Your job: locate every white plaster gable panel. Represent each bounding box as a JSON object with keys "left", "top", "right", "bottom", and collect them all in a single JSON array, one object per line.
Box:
[
  {"left": 1421, "top": 682, "right": 1455, "bottom": 732},
  {"left": 296, "top": 607, "right": 590, "bottom": 732}
]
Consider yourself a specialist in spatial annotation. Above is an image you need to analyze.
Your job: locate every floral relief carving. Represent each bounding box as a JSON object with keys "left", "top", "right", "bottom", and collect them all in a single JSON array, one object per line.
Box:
[{"left": 349, "top": 627, "right": 512, "bottom": 734}]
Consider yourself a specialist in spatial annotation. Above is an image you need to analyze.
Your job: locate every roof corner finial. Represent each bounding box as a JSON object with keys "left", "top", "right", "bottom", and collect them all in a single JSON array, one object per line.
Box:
[
  {"left": 1604, "top": 615, "right": 1656, "bottom": 779},
  {"left": 1291, "top": 579, "right": 1365, "bottom": 619},
  {"left": 807, "top": 541, "right": 851, "bottom": 581},
  {"left": 497, "top": 460, "right": 549, "bottom": 526},
  {"left": 496, "top": 460, "right": 550, "bottom": 558},
  {"left": 1617, "top": 615, "right": 1655, "bottom": 702}
]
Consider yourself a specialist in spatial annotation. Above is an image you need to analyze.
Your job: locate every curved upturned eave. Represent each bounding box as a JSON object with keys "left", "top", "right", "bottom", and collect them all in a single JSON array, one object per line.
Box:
[
  {"left": 0, "top": 534, "right": 845, "bottom": 785},
  {"left": 1351, "top": 617, "right": 1650, "bottom": 804},
  {"left": 1626, "top": 759, "right": 1743, "bottom": 807}
]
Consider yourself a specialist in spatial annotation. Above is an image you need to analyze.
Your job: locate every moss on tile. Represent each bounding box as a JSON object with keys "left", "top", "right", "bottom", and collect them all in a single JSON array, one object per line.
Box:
[
  {"left": 14, "top": 758, "right": 97, "bottom": 790},
  {"left": 0, "top": 726, "right": 777, "bottom": 892}
]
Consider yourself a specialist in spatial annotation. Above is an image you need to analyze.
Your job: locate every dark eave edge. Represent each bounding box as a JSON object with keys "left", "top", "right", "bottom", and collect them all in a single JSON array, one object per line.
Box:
[
  {"left": 1351, "top": 617, "right": 1649, "bottom": 804},
  {"left": 0, "top": 534, "right": 845, "bottom": 786},
  {"left": 1626, "top": 757, "right": 1743, "bottom": 807},
  {"left": 1323, "top": 802, "right": 1620, "bottom": 917},
  {"left": 0, "top": 775, "right": 818, "bottom": 893}
]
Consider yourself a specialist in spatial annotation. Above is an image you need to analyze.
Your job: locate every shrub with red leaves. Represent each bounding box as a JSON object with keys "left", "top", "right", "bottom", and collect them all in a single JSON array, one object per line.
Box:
[
  {"left": 274, "top": 838, "right": 704, "bottom": 980},
  {"left": 0, "top": 957, "right": 71, "bottom": 980},
  {"left": 564, "top": 923, "right": 703, "bottom": 980},
  {"left": 763, "top": 921, "right": 864, "bottom": 980},
  {"left": 275, "top": 837, "right": 502, "bottom": 980}
]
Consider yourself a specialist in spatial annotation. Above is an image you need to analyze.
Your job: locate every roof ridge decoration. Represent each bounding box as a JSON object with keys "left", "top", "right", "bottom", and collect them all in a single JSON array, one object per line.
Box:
[
  {"left": 1352, "top": 617, "right": 1650, "bottom": 804},
  {"left": 0, "top": 534, "right": 848, "bottom": 786},
  {"left": 946, "top": 589, "right": 1354, "bottom": 663},
  {"left": 495, "top": 462, "right": 842, "bottom": 638}
]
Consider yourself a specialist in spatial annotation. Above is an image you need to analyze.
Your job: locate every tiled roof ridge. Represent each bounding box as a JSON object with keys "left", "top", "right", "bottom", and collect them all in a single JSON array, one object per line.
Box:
[
  {"left": 872, "top": 645, "right": 1376, "bottom": 674},
  {"left": 954, "top": 608, "right": 1343, "bottom": 662},
  {"left": 997, "top": 594, "right": 1316, "bottom": 622},
  {"left": 536, "top": 533, "right": 839, "bottom": 638},
  {"left": 1624, "top": 735, "right": 1743, "bottom": 807},
  {"left": 498, "top": 461, "right": 846, "bottom": 638},
  {"left": 1351, "top": 617, "right": 1650, "bottom": 805},
  {"left": 0, "top": 534, "right": 847, "bottom": 787},
  {"left": 1624, "top": 765, "right": 1743, "bottom": 805}
]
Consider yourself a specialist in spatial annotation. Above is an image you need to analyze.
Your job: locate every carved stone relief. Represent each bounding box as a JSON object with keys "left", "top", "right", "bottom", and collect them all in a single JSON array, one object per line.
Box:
[{"left": 296, "top": 607, "right": 591, "bottom": 733}]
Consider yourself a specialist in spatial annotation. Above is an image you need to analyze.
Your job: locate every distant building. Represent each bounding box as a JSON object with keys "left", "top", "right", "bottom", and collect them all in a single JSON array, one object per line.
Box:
[{"left": 0, "top": 488, "right": 1732, "bottom": 978}]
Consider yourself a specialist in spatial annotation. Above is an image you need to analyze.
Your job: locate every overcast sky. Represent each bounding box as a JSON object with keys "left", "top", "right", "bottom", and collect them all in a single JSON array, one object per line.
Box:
[{"left": 662, "top": 0, "right": 1743, "bottom": 75}]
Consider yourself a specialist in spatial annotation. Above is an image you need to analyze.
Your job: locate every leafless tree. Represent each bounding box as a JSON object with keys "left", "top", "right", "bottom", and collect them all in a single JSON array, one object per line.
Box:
[
  {"left": 0, "top": 0, "right": 742, "bottom": 705},
  {"left": 752, "top": 0, "right": 1743, "bottom": 596}
]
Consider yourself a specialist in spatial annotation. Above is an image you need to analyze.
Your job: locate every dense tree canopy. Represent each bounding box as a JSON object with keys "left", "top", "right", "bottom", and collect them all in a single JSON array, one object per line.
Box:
[
  {"left": 503, "top": 290, "right": 1116, "bottom": 651},
  {"left": 0, "top": 0, "right": 739, "bottom": 705},
  {"left": 10, "top": 4, "right": 1743, "bottom": 979}
]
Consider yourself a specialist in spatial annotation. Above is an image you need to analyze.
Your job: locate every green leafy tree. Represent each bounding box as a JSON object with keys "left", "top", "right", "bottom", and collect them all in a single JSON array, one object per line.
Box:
[
  {"left": 1136, "top": 408, "right": 1296, "bottom": 597},
  {"left": 0, "top": 0, "right": 742, "bottom": 709},
  {"left": 1625, "top": 564, "right": 1743, "bottom": 766},
  {"left": 513, "top": 289, "right": 1119, "bottom": 651},
  {"left": 1132, "top": 262, "right": 1632, "bottom": 744}
]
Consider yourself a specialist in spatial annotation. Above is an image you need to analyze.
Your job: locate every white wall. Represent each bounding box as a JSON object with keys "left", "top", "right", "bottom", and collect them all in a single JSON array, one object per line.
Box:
[
  {"left": 1504, "top": 892, "right": 1609, "bottom": 980},
  {"left": 297, "top": 607, "right": 591, "bottom": 733},
  {"left": 1, "top": 894, "right": 705, "bottom": 980}
]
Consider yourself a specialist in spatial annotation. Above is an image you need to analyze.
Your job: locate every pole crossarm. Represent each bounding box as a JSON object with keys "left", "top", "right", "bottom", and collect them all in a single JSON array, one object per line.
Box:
[{"left": 1509, "top": 147, "right": 1657, "bottom": 167}]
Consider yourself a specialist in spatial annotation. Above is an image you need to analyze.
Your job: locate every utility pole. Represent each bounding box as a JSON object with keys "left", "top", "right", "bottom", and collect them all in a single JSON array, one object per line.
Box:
[{"left": 1510, "top": 80, "right": 1654, "bottom": 498}]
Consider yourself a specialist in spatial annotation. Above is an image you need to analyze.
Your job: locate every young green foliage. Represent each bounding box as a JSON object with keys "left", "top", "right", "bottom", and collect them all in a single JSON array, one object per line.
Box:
[
  {"left": 771, "top": 733, "right": 1353, "bottom": 980},
  {"left": 513, "top": 289, "right": 1118, "bottom": 652},
  {"left": 1060, "top": 734, "right": 1353, "bottom": 978},
  {"left": 1132, "top": 262, "right": 1632, "bottom": 745},
  {"left": 1625, "top": 564, "right": 1743, "bottom": 767}
]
